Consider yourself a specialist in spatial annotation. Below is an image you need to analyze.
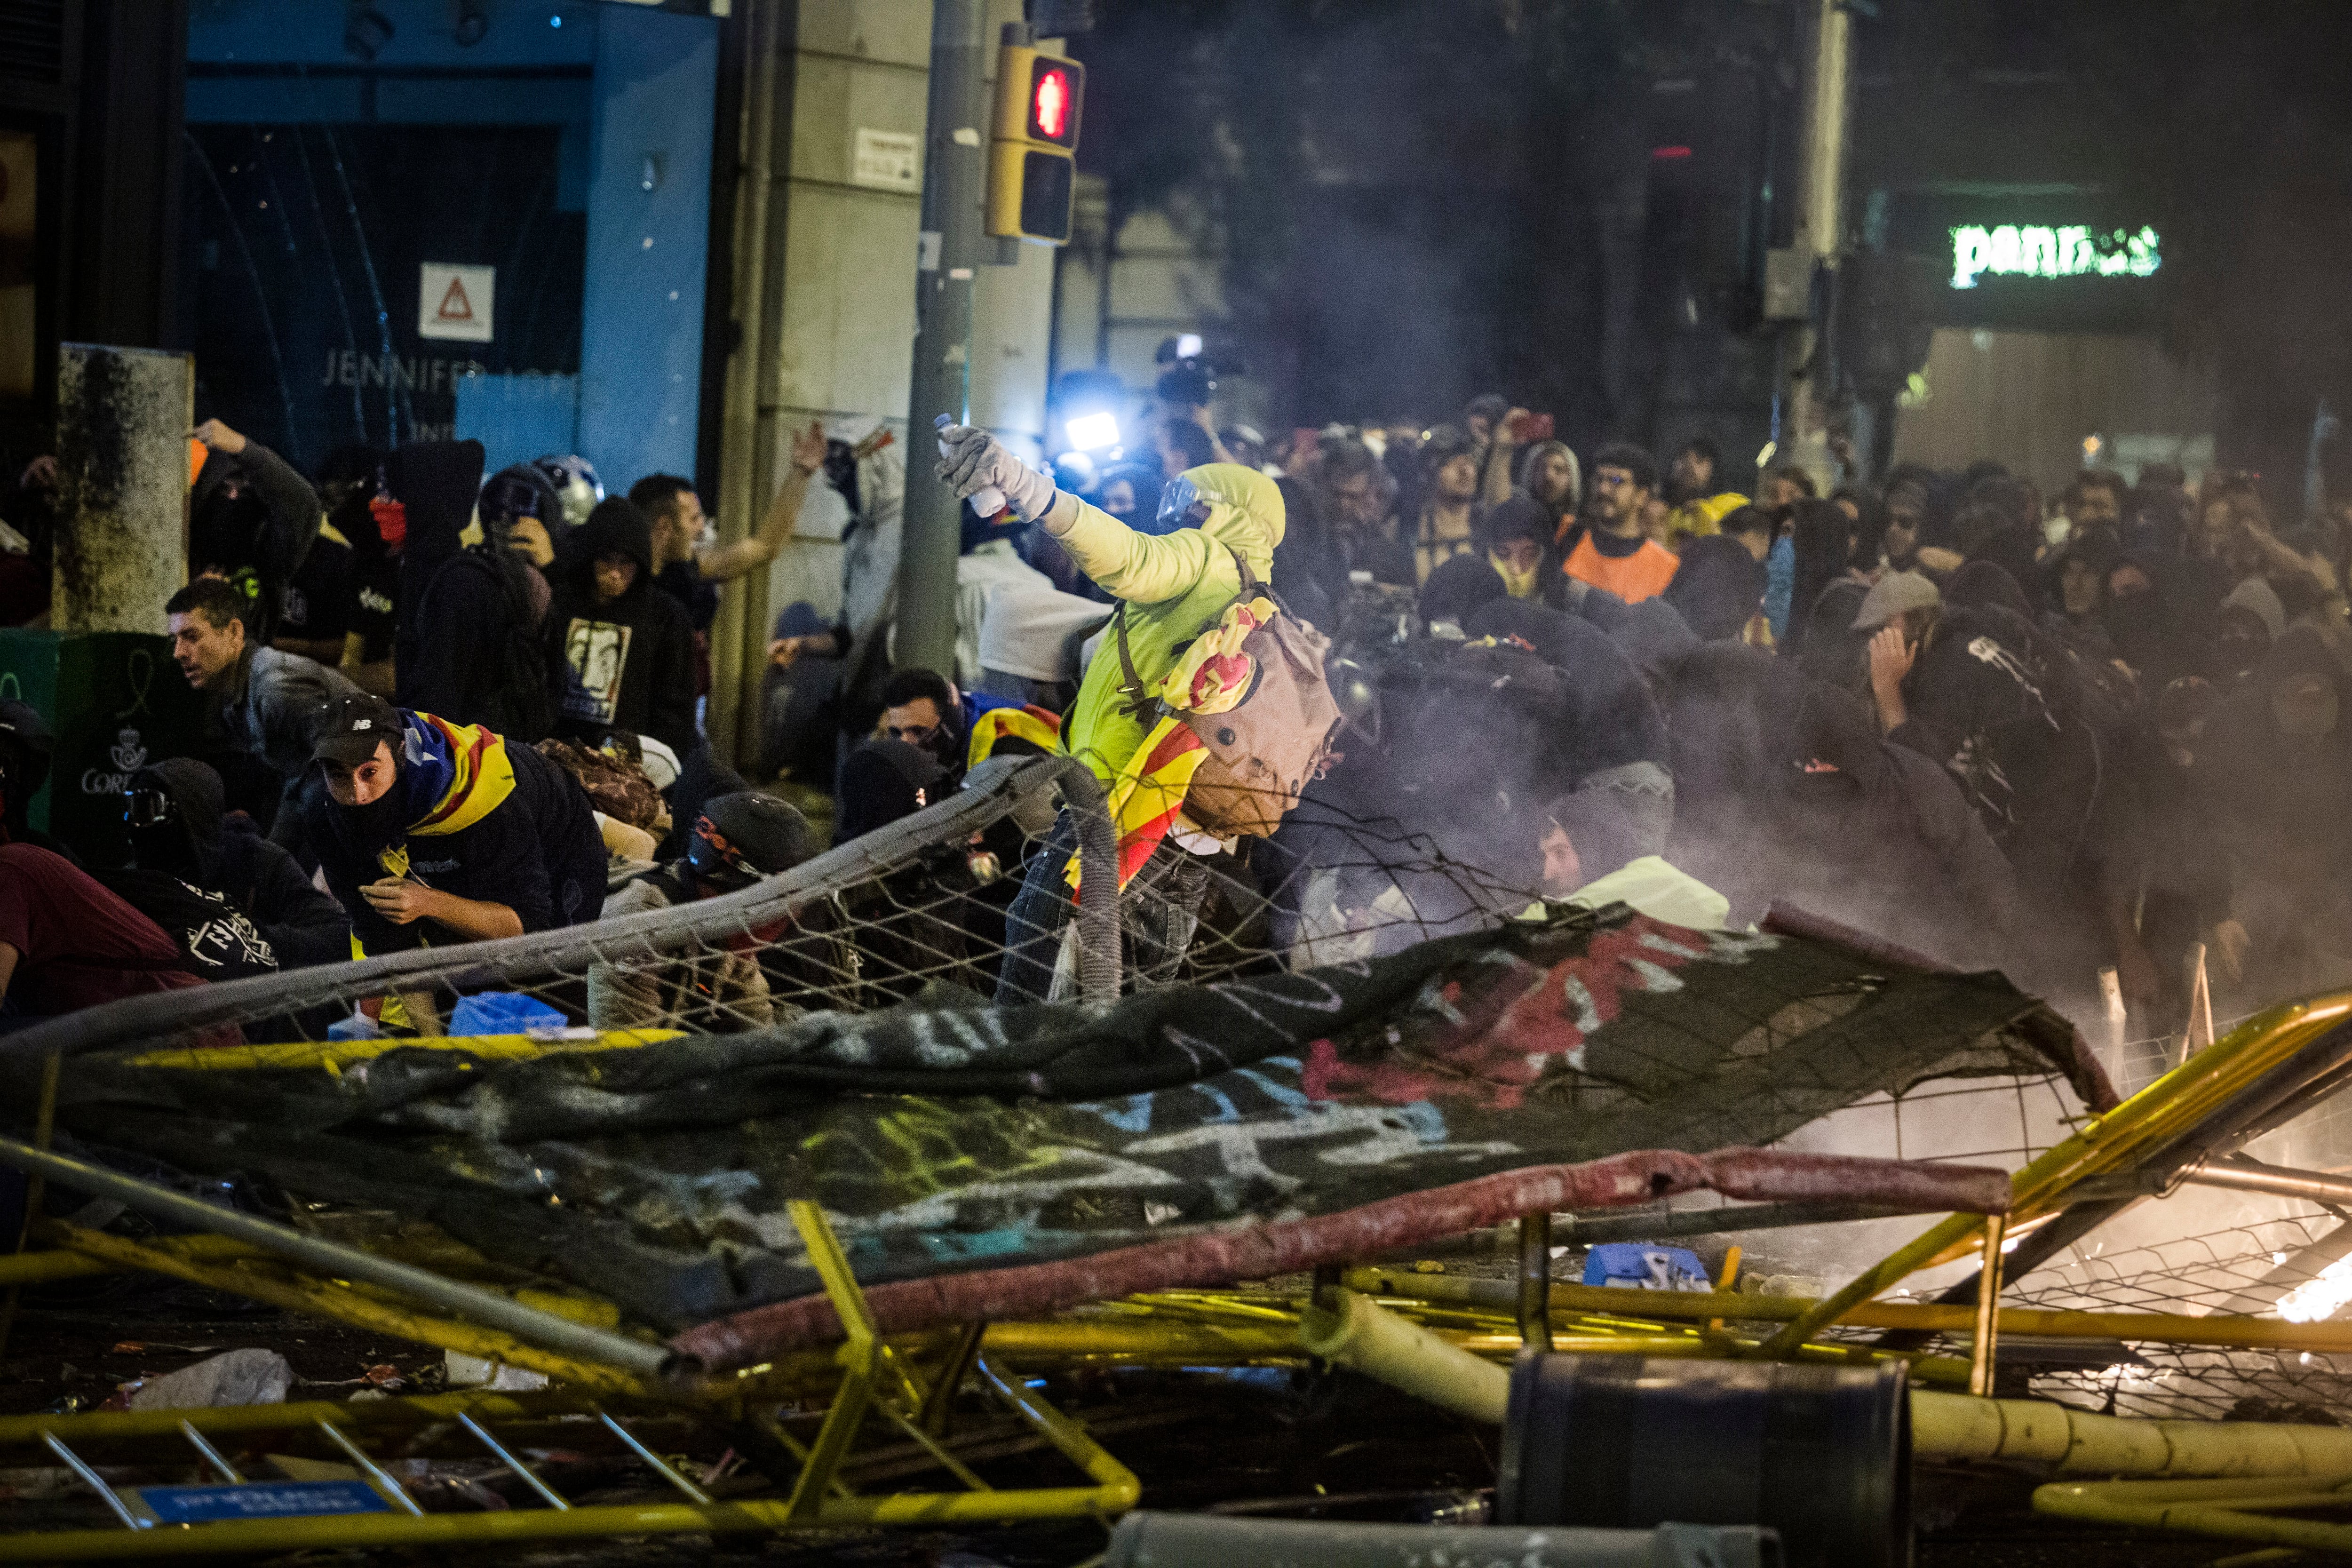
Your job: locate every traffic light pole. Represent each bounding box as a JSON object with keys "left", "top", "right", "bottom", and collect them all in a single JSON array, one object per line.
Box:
[
  {"left": 898, "top": 0, "right": 993, "bottom": 680},
  {"left": 1781, "top": 0, "right": 1853, "bottom": 490}
]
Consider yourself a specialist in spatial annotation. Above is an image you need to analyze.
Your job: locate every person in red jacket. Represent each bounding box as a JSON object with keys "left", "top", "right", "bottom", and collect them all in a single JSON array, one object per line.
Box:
[{"left": 0, "top": 843, "right": 208, "bottom": 1016}]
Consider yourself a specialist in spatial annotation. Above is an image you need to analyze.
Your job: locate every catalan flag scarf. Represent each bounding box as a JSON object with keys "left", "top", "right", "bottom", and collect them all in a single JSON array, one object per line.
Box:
[{"left": 372, "top": 711, "right": 516, "bottom": 881}]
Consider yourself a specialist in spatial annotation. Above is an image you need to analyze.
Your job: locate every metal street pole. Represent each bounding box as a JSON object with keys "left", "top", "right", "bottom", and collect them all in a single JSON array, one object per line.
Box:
[
  {"left": 898, "top": 0, "right": 992, "bottom": 679},
  {"left": 1782, "top": 0, "right": 1853, "bottom": 489}
]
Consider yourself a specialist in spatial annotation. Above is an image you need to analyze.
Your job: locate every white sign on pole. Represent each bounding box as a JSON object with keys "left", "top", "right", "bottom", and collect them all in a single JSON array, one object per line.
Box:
[
  {"left": 419, "top": 262, "right": 495, "bottom": 342},
  {"left": 851, "top": 128, "right": 921, "bottom": 192}
]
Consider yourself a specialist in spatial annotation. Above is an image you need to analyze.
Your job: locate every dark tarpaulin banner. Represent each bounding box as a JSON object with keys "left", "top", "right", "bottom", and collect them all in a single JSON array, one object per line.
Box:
[{"left": 54, "top": 906, "right": 2084, "bottom": 1332}]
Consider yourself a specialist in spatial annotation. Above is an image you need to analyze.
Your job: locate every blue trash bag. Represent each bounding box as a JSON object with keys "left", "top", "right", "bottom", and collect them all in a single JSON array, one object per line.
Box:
[
  {"left": 1581, "top": 1242, "right": 1713, "bottom": 1292},
  {"left": 446, "top": 991, "right": 568, "bottom": 1038}
]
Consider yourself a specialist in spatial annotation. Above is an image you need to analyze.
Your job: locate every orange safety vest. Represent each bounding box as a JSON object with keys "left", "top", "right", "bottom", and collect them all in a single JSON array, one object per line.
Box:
[{"left": 1564, "top": 532, "right": 1680, "bottom": 604}]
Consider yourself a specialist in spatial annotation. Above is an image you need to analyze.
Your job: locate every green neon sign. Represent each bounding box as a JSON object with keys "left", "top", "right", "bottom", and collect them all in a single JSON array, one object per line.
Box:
[{"left": 1949, "top": 224, "right": 2160, "bottom": 289}]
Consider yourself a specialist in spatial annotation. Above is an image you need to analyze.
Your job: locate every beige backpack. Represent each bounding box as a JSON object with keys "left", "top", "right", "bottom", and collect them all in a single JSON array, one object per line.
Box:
[{"left": 1112, "top": 547, "right": 1343, "bottom": 840}]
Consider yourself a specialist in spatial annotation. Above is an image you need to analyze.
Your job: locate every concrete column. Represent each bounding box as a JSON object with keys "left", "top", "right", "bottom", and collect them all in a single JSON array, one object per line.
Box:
[
  {"left": 707, "top": 0, "right": 1057, "bottom": 764},
  {"left": 53, "top": 344, "right": 192, "bottom": 633},
  {"left": 711, "top": 0, "right": 933, "bottom": 766}
]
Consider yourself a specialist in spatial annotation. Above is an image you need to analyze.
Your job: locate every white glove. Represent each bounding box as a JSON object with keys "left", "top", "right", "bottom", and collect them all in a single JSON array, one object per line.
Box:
[{"left": 936, "top": 424, "right": 1056, "bottom": 523}]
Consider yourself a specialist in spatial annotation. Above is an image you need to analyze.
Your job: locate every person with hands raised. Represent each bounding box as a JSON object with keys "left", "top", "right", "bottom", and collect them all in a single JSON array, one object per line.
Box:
[{"left": 188, "top": 416, "right": 323, "bottom": 643}]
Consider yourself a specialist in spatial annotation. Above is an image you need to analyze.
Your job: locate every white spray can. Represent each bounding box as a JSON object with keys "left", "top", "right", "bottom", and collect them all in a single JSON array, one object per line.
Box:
[{"left": 935, "top": 414, "right": 1006, "bottom": 518}]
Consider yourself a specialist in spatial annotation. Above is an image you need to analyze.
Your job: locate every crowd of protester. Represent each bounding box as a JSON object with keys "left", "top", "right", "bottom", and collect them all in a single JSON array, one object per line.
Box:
[
  {"left": 0, "top": 385, "right": 2340, "bottom": 1047},
  {"left": 909, "top": 399, "right": 2352, "bottom": 1038}
]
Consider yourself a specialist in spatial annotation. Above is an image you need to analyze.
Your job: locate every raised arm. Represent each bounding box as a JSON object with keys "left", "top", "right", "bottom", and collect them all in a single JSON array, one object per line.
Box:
[
  {"left": 196, "top": 422, "right": 322, "bottom": 586},
  {"left": 935, "top": 423, "right": 1217, "bottom": 606},
  {"left": 1034, "top": 490, "right": 1217, "bottom": 605},
  {"left": 700, "top": 421, "right": 827, "bottom": 583}
]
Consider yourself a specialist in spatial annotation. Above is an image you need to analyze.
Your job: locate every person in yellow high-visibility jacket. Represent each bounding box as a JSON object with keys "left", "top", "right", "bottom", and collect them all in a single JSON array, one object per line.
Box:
[{"left": 933, "top": 423, "right": 1285, "bottom": 1003}]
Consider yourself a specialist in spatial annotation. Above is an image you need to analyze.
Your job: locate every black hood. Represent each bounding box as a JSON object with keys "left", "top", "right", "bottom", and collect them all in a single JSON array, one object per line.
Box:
[
  {"left": 836, "top": 739, "right": 949, "bottom": 842},
  {"left": 1662, "top": 535, "right": 1765, "bottom": 643},
  {"left": 384, "top": 439, "right": 487, "bottom": 561},
  {"left": 1947, "top": 560, "right": 2033, "bottom": 619},
  {"left": 1464, "top": 597, "right": 1579, "bottom": 667},
  {"left": 1417, "top": 552, "right": 1505, "bottom": 627},
  {"left": 1609, "top": 597, "right": 1700, "bottom": 677},
  {"left": 1789, "top": 680, "right": 1888, "bottom": 793},
  {"left": 129, "top": 757, "right": 229, "bottom": 881},
  {"left": 1475, "top": 493, "right": 1550, "bottom": 549},
  {"left": 575, "top": 497, "right": 656, "bottom": 592}
]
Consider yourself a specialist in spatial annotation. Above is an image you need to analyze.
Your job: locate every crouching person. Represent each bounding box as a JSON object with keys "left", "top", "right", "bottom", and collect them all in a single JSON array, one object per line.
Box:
[
  {"left": 121, "top": 759, "right": 351, "bottom": 969},
  {"left": 302, "top": 694, "right": 606, "bottom": 959},
  {"left": 588, "top": 792, "right": 820, "bottom": 1032},
  {"left": 0, "top": 843, "right": 213, "bottom": 1019}
]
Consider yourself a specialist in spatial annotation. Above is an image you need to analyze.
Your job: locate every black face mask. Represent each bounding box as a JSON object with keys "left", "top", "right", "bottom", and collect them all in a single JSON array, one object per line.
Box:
[
  {"left": 333, "top": 764, "right": 410, "bottom": 846},
  {"left": 192, "top": 489, "right": 269, "bottom": 576},
  {"left": 685, "top": 818, "right": 762, "bottom": 893}
]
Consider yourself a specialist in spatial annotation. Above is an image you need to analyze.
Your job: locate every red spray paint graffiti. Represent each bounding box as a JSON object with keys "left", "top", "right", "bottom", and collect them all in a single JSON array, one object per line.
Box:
[{"left": 1300, "top": 916, "right": 1713, "bottom": 1109}]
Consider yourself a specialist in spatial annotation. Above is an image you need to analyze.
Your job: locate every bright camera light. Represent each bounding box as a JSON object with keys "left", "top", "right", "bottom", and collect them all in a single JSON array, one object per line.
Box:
[
  {"left": 1065, "top": 411, "right": 1121, "bottom": 451},
  {"left": 1176, "top": 333, "right": 1203, "bottom": 359}
]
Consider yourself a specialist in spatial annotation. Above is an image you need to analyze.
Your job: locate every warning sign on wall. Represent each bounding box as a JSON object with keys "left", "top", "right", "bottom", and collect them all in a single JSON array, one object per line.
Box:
[{"left": 418, "top": 262, "right": 494, "bottom": 343}]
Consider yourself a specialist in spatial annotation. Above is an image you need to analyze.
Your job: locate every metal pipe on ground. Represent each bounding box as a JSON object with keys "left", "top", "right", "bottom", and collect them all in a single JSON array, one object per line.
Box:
[
  {"left": 2191, "top": 1154, "right": 2352, "bottom": 1206},
  {"left": 0, "top": 1137, "right": 684, "bottom": 1385},
  {"left": 1916, "top": 1391, "right": 2352, "bottom": 1478},
  {"left": 1104, "top": 1513, "right": 1782, "bottom": 1568},
  {"left": 1372, "top": 1201, "right": 1937, "bottom": 1260},
  {"left": 2035, "top": 1476, "right": 2352, "bottom": 1556},
  {"left": 1308, "top": 1280, "right": 2352, "bottom": 1483},
  {"left": 1296, "top": 1288, "right": 1510, "bottom": 1423},
  {"left": 1349, "top": 1268, "right": 2352, "bottom": 1355}
]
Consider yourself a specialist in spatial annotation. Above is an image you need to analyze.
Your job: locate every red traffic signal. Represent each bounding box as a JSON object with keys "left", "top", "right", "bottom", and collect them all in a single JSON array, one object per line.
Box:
[
  {"left": 1032, "top": 61, "right": 1074, "bottom": 143},
  {"left": 991, "top": 46, "right": 1085, "bottom": 243}
]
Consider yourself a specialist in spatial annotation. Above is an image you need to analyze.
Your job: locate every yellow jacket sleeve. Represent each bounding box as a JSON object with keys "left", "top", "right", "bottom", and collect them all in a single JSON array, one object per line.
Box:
[{"left": 1041, "top": 491, "right": 1222, "bottom": 606}]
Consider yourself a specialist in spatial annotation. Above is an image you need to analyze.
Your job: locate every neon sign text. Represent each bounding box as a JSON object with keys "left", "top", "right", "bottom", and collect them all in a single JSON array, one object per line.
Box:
[{"left": 1949, "top": 224, "right": 2160, "bottom": 289}]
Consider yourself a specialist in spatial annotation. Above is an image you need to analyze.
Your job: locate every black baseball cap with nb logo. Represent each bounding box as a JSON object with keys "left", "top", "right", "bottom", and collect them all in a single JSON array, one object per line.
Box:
[{"left": 311, "top": 693, "right": 407, "bottom": 767}]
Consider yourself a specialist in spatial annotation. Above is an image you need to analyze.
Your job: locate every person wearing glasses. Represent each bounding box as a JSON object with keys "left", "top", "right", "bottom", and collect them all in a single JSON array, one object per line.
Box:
[
  {"left": 588, "top": 791, "right": 822, "bottom": 1033},
  {"left": 875, "top": 668, "right": 1049, "bottom": 781},
  {"left": 1562, "top": 444, "right": 1679, "bottom": 605}
]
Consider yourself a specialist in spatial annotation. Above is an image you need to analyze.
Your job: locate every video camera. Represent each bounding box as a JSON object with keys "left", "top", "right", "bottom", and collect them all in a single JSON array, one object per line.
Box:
[{"left": 1153, "top": 333, "right": 1241, "bottom": 412}]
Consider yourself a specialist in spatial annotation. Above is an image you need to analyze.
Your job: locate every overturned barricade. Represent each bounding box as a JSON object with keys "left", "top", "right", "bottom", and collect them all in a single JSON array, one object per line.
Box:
[{"left": 1, "top": 756, "right": 2350, "bottom": 1559}]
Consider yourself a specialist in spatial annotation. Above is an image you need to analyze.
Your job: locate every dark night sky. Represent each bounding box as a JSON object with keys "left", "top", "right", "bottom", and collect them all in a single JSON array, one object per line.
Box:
[{"left": 1074, "top": 0, "right": 2352, "bottom": 478}]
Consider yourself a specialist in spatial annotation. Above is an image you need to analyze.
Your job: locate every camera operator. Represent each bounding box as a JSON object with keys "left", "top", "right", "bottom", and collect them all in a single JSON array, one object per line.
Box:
[{"left": 1154, "top": 338, "right": 1237, "bottom": 468}]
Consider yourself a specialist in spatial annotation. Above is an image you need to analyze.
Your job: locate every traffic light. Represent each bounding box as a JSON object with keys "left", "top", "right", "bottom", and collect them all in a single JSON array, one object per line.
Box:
[{"left": 987, "top": 45, "right": 1084, "bottom": 244}]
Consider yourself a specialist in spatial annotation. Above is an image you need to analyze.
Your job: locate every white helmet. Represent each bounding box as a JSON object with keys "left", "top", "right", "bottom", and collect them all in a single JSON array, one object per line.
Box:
[{"left": 532, "top": 454, "right": 604, "bottom": 529}]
